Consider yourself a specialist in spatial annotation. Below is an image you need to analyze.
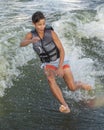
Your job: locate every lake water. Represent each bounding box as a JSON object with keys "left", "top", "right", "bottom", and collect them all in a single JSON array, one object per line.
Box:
[{"left": 0, "top": 0, "right": 104, "bottom": 129}]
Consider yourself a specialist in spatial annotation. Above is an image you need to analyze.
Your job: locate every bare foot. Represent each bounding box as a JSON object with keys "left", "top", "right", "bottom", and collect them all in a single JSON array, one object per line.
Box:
[
  {"left": 81, "top": 83, "right": 92, "bottom": 91},
  {"left": 59, "top": 105, "right": 70, "bottom": 113}
]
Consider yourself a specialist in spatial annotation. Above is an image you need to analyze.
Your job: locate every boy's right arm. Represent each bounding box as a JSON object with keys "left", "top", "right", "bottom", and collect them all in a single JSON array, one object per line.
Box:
[
  {"left": 20, "top": 32, "right": 40, "bottom": 47},
  {"left": 20, "top": 32, "right": 33, "bottom": 47}
]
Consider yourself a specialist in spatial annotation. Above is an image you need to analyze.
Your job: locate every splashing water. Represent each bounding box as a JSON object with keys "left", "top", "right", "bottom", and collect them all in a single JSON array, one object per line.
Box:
[{"left": 0, "top": 0, "right": 103, "bottom": 100}]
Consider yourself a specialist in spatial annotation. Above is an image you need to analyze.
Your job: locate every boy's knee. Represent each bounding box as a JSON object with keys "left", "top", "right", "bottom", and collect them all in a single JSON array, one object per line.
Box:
[
  {"left": 47, "top": 76, "right": 55, "bottom": 85},
  {"left": 47, "top": 76, "right": 53, "bottom": 82}
]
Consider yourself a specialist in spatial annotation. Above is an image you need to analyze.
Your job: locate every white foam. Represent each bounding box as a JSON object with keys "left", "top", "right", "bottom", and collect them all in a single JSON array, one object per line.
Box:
[
  {"left": 53, "top": 14, "right": 95, "bottom": 101},
  {"left": 0, "top": 0, "right": 43, "bottom": 96},
  {"left": 77, "top": 4, "right": 104, "bottom": 41},
  {"left": 0, "top": 43, "right": 35, "bottom": 96},
  {"left": 62, "top": 0, "right": 81, "bottom": 2},
  {"left": 64, "top": 48, "right": 95, "bottom": 101},
  {"left": 0, "top": 0, "right": 102, "bottom": 98},
  {"left": 0, "top": 24, "right": 35, "bottom": 97}
]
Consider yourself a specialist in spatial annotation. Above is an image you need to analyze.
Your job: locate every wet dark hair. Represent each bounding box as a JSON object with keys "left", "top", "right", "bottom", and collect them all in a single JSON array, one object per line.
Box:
[{"left": 32, "top": 11, "right": 45, "bottom": 23}]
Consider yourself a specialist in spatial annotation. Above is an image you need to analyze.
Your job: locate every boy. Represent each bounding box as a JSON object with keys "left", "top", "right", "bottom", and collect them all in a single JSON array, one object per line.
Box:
[{"left": 20, "top": 11, "right": 91, "bottom": 113}]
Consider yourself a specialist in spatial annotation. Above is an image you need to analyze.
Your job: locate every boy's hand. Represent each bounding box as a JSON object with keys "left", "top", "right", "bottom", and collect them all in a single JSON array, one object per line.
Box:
[
  {"left": 32, "top": 37, "right": 40, "bottom": 43},
  {"left": 56, "top": 67, "right": 64, "bottom": 77}
]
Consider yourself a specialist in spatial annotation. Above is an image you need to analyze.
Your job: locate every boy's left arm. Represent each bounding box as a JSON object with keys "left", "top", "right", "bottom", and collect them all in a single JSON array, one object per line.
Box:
[{"left": 51, "top": 31, "right": 65, "bottom": 77}]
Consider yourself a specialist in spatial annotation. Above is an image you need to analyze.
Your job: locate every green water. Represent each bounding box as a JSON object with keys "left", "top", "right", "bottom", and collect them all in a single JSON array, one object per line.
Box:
[
  {"left": 0, "top": 59, "right": 104, "bottom": 130},
  {"left": 0, "top": 0, "right": 104, "bottom": 129}
]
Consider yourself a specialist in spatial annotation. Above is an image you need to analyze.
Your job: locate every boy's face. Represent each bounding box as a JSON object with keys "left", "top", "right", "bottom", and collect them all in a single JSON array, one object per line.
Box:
[{"left": 34, "top": 19, "right": 46, "bottom": 32}]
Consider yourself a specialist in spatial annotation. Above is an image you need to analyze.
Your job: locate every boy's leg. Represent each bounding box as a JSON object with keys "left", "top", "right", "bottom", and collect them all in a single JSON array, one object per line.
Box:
[
  {"left": 63, "top": 68, "right": 91, "bottom": 91},
  {"left": 44, "top": 67, "right": 70, "bottom": 113}
]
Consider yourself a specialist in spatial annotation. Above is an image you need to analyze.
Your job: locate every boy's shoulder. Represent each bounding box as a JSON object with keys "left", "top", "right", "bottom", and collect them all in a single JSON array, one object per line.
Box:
[{"left": 45, "top": 25, "right": 54, "bottom": 31}]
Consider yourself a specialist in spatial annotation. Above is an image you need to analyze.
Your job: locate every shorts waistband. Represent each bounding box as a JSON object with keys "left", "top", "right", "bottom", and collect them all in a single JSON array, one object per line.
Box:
[{"left": 45, "top": 64, "right": 70, "bottom": 70}]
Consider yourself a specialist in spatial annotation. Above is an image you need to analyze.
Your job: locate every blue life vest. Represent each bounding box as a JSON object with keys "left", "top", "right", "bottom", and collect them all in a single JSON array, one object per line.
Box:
[{"left": 31, "top": 26, "right": 60, "bottom": 63}]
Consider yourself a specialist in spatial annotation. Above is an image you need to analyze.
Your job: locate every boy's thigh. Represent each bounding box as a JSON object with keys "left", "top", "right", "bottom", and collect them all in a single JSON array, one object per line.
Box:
[
  {"left": 63, "top": 68, "right": 75, "bottom": 84},
  {"left": 44, "top": 67, "right": 56, "bottom": 79}
]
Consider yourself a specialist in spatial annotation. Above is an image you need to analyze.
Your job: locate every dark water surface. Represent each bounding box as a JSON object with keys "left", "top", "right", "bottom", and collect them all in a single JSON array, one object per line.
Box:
[
  {"left": 0, "top": 0, "right": 104, "bottom": 129},
  {"left": 0, "top": 60, "right": 104, "bottom": 130}
]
